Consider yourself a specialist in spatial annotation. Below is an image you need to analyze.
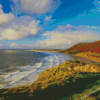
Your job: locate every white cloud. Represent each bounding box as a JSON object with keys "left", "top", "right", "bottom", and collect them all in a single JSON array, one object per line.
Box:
[
  {"left": 85, "top": 25, "right": 100, "bottom": 31},
  {"left": 0, "top": 4, "right": 42, "bottom": 40},
  {"left": 22, "top": 43, "right": 34, "bottom": 48},
  {"left": 0, "top": 4, "right": 3, "bottom": 13},
  {"left": 13, "top": 0, "right": 18, "bottom": 3},
  {"left": 10, "top": 43, "right": 16, "bottom": 47},
  {"left": 45, "top": 16, "right": 52, "bottom": 21},
  {"left": 44, "top": 16, "right": 52, "bottom": 25},
  {"left": 0, "top": 29, "right": 21, "bottom": 40},
  {"left": 56, "top": 24, "right": 77, "bottom": 31},
  {"left": 0, "top": 15, "right": 41, "bottom": 40},
  {"left": 35, "top": 24, "right": 100, "bottom": 49},
  {"left": 11, "top": 0, "right": 61, "bottom": 14},
  {"left": 18, "top": 24, "right": 100, "bottom": 49},
  {"left": 0, "top": 4, "right": 14, "bottom": 25},
  {"left": 10, "top": 43, "right": 22, "bottom": 48}
]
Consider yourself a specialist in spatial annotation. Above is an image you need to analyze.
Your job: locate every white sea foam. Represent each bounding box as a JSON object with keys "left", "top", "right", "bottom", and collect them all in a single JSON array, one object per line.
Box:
[
  {"left": 47, "top": 56, "right": 53, "bottom": 68},
  {"left": 2, "top": 57, "right": 48, "bottom": 88},
  {"left": 52, "top": 55, "right": 59, "bottom": 67},
  {"left": 58, "top": 55, "right": 65, "bottom": 64},
  {"left": 0, "top": 52, "right": 74, "bottom": 88},
  {"left": 0, "top": 70, "right": 20, "bottom": 80},
  {"left": 4, "top": 56, "right": 54, "bottom": 88}
]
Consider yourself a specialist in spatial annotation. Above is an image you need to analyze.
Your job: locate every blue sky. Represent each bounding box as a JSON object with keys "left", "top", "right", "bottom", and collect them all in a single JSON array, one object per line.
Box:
[{"left": 0, "top": 0, "right": 100, "bottom": 50}]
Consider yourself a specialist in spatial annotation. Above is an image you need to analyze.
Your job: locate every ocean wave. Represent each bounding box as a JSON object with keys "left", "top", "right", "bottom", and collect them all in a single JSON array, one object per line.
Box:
[{"left": 0, "top": 52, "right": 74, "bottom": 89}]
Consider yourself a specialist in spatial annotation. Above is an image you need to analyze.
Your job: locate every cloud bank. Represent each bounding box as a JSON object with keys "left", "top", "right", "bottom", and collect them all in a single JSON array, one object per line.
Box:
[
  {"left": 33, "top": 24, "right": 100, "bottom": 49},
  {"left": 0, "top": 5, "right": 41, "bottom": 40},
  {"left": 11, "top": 0, "right": 61, "bottom": 14},
  {"left": 8, "top": 25, "right": 100, "bottom": 49},
  {"left": 0, "top": 2, "right": 100, "bottom": 50},
  {"left": 0, "top": 17, "right": 40, "bottom": 40}
]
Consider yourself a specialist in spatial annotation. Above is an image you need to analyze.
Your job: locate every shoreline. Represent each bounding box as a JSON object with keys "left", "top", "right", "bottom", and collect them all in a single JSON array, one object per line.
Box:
[
  {"left": 0, "top": 50, "right": 71, "bottom": 89},
  {"left": 0, "top": 50, "right": 100, "bottom": 100},
  {"left": 0, "top": 59, "right": 100, "bottom": 100},
  {"left": 29, "top": 49, "right": 100, "bottom": 64},
  {"left": 1, "top": 50, "right": 99, "bottom": 89}
]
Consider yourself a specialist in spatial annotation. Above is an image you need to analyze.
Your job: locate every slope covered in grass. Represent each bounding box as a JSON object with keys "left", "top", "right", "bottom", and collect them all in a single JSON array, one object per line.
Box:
[
  {"left": 0, "top": 60, "right": 100, "bottom": 100},
  {"left": 63, "top": 40, "right": 100, "bottom": 54}
]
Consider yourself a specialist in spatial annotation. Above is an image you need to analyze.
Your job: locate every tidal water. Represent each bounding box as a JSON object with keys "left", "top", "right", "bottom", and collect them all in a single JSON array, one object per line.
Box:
[{"left": 0, "top": 50, "right": 74, "bottom": 89}]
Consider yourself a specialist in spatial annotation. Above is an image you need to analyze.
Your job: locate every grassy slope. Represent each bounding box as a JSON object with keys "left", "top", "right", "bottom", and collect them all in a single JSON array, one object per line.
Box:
[
  {"left": 62, "top": 40, "right": 100, "bottom": 63},
  {"left": 0, "top": 60, "right": 100, "bottom": 100},
  {"left": 63, "top": 40, "right": 100, "bottom": 53}
]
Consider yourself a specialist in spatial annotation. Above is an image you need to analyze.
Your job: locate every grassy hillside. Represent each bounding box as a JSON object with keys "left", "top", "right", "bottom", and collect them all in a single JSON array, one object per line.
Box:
[
  {"left": 62, "top": 40, "right": 100, "bottom": 63},
  {"left": 63, "top": 40, "right": 100, "bottom": 54},
  {"left": 0, "top": 60, "right": 100, "bottom": 100}
]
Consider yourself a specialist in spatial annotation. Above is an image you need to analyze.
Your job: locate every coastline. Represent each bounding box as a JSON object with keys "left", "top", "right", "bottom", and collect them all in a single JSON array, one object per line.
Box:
[
  {"left": 0, "top": 50, "right": 100, "bottom": 100},
  {"left": 30, "top": 49, "right": 100, "bottom": 63},
  {"left": 30, "top": 49, "right": 100, "bottom": 64},
  {"left": 29, "top": 49, "right": 61, "bottom": 53}
]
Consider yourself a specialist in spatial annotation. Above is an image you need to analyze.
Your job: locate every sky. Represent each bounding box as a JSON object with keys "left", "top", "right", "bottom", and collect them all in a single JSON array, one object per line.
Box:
[{"left": 0, "top": 0, "right": 100, "bottom": 50}]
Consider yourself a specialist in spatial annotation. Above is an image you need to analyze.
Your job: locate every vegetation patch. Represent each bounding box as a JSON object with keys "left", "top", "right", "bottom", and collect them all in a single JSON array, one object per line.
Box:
[
  {"left": 76, "top": 52, "right": 100, "bottom": 63},
  {"left": 0, "top": 60, "right": 100, "bottom": 100}
]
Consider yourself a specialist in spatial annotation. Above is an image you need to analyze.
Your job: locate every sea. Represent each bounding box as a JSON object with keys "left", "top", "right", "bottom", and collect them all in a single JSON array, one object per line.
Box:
[{"left": 0, "top": 50, "right": 74, "bottom": 89}]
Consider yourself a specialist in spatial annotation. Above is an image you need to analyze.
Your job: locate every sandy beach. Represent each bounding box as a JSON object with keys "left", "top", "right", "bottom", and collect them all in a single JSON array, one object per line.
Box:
[{"left": 66, "top": 53, "right": 100, "bottom": 64}]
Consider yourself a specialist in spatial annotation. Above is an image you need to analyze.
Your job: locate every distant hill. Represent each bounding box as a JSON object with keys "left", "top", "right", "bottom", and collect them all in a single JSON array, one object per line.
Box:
[{"left": 62, "top": 40, "right": 100, "bottom": 53}]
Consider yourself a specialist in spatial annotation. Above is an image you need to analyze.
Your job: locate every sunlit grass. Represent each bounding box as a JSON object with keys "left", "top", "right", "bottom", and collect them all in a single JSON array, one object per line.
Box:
[
  {"left": 0, "top": 60, "right": 100, "bottom": 100},
  {"left": 76, "top": 52, "right": 100, "bottom": 63}
]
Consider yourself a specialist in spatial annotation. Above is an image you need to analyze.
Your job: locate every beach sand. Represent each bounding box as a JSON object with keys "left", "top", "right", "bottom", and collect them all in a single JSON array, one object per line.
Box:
[{"left": 67, "top": 53, "right": 100, "bottom": 64}]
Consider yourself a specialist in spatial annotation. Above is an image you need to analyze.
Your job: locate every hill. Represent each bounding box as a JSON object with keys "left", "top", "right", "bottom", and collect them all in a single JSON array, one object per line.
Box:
[
  {"left": 62, "top": 40, "right": 100, "bottom": 63},
  {"left": 62, "top": 40, "right": 100, "bottom": 54}
]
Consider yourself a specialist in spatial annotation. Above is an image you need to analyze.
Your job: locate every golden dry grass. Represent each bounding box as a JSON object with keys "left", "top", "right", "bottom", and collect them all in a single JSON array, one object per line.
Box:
[
  {"left": 76, "top": 52, "right": 100, "bottom": 63},
  {"left": 0, "top": 60, "right": 100, "bottom": 100}
]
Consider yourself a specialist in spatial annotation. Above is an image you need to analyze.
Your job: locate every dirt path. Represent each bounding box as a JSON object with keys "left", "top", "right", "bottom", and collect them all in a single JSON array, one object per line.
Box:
[{"left": 67, "top": 53, "right": 100, "bottom": 64}]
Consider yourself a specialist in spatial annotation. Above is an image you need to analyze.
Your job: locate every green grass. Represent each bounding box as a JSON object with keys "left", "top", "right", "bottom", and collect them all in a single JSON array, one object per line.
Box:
[
  {"left": 60, "top": 74, "right": 100, "bottom": 100},
  {"left": 69, "top": 51, "right": 79, "bottom": 53}
]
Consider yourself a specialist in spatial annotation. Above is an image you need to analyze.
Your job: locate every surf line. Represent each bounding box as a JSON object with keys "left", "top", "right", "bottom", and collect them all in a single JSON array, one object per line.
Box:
[{"left": 81, "top": 87, "right": 100, "bottom": 99}]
